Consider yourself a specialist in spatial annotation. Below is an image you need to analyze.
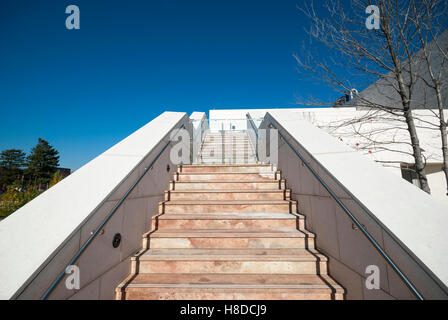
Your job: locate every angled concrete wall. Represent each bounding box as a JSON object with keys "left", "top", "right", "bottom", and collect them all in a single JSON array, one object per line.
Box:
[
  {"left": 261, "top": 110, "right": 448, "bottom": 300},
  {"left": 0, "top": 112, "right": 189, "bottom": 300}
]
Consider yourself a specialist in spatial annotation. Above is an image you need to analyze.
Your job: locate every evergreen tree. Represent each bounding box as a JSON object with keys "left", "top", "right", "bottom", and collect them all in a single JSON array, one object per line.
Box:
[
  {"left": 26, "top": 138, "right": 60, "bottom": 186},
  {"left": 0, "top": 149, "right": 26, "bottom": 190}
]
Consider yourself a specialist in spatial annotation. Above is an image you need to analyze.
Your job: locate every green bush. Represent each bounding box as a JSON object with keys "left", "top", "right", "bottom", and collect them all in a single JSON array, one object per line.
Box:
[{"left": 0, "top": 182, "right": 39, "bottom": 218}]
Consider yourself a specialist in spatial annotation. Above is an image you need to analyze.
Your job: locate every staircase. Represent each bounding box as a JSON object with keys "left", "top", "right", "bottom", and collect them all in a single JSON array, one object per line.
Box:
[
  {"left": 197, "top": 131, "right": 257, "bottom": 164},
  {"left": 115, "top": 132, "right": 344, "bottom": 300}
]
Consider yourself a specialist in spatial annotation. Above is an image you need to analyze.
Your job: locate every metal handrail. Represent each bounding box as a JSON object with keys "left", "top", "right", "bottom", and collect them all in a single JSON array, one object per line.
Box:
[
  {"left": 41, "top": 123, "right": 186, "bottom": 300},
  {"left": 193, "top": 118, "right": 209, "bottom": 164},
  {"left": 268, "top": 120, "right": 424, "bottom": 300},
  {"left": 246, "top": 114, "right": 259, "bottom": 138},
  {"left": 246, "top": 114, "right": 259, "bottom": 162}
]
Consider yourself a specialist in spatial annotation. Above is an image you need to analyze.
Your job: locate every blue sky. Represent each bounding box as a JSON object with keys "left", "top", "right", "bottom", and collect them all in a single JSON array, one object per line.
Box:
[{"left": 1, "top": 0, "right": 346, "bottom": 170}]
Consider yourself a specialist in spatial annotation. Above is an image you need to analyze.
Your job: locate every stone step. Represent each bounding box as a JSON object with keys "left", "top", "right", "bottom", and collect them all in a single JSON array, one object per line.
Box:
[
  {"left": 159, "top": 200, "right": 298, "bottom": 214},
  {"left": 200, "top": 149, "right": 254, "bottom": 155},
  {"left": 148, "top": 229, "right": 314, "bottom": 249},
  {"left": 154, "top": 213, "right": 298, "bottom": 230},
  {"left": 203, "top": 136, "right": 249, "bottom": 139},
  {"left": 165, "top": 189, "right": 290, "bottom": 201},
  {"left": 131, "top": 249, "right": 328, "bottom": 274},
  {"left": 203, "top": 139, "right": 250, "bottom": 143},
  {"left": 199, "top": 156, "right": 256, "bottom": 159},
  {"left": 198, "top": 156, "right": 257, "bottom": 159},
  {"left": 170, "top": 180, "right": 286, "bottom": 190},
  {"left": 202, "top": 138, "right": 253, "bottom": 146},
  {"left": 205, "top": 133, "right": 249, "bottom": 136},
  {"left": 116, "top": 274, "right": 344, "bottom": 300},
  {"left": 200, "top": 146, "right": 254, "bottom": 151},
  {"left": 135, "top": 248, "right": 315, "bottom": 256},
  {"left": 174, "top": 172, "right": 279, "bottom": 182},
  {"left": 198, "top": 159, "right": 258, "bottom": 165},
  {"left": 200, "top": 148, "right": 254, "bottom": 152},
  {"left": 179, "top": 164, "right": 273, "bottom": 173},
  {"left": 201, "top": 142, "right": 253, "bottom": 146},
  {"left": 199, "top": 152, "right": 256, "bottom": 157},
  {"left": 198, "top": 153, "right": 256, "bottom": 160}
]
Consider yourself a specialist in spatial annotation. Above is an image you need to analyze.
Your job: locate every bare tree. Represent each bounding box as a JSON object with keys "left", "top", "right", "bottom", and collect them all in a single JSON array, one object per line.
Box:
[
  {"left": 294, "top": 0, "right": 448, "bottom": 194},
  {"left": 412, "top": 0, "right": 448, "bottom": 194}
]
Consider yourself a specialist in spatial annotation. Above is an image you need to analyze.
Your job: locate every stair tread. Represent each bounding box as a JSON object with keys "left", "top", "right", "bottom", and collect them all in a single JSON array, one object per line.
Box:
[
  {"left": 136, "top": 248, "right": 326, "bottom": 261},
  {"left": 137, "top": 248, "right": 318, "bottom": 255},
  {"left": 177, "top": 172, "right": 273, "bottom": 175},
  {"left": 172, "top": 180, "right": 284, "bottom": 183},
  {"left": 163, "top": 200, "right": 294, "bottom": 205},
  {"left": 157, "top": 213, "right": 296, "bottom": 219},
  {"left": 151, "top": 229, "right": 307, "bottom": 238},
  {"left": 168, "top": 189, "right": 284, "bottom": 193},
  {"left": 181, "top": 164, "right": 271, "bottom": 167},
  {"left": 118, "top": 274, "right": 343, "bottom": 290}
]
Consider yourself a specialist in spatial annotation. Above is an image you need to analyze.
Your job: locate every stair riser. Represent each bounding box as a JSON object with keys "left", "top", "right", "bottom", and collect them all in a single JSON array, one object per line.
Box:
[
  {"left": 165, "top": 191, "right": 289, "bottom": 201},
  {"left": 175, "top": 173, "right": 277, "bottom": 182},
  {"left": 171, "top": 181, "right": 286, "bottom": 190},
  {"left": 201, "top": 143, "right": 253, "bottom": 148},
  {"left": 149, "top": 237, "right": 307, "bottom": 249},
  {"left": 203, "top": 138, "right": 250, "bottom": 141},
  {"left": 159, "top": 203, "right": 297, "bottom": 214},
  {"left": 179, "top": 166, "right": 274, "bottom": 173},
  {"left": 199, "top": 159, "right": 258, "bottom": 164},
  {"left": 199, "top": 156, "right": 257, "bottom": 160},
  {"left": 199, "top": 154, "right": 255, "bottom": 158},
  {"left": 199, "top": 153, "right": 256, "bottom": 158},
  {"left": 202, "top": 144, "right": 251, "bottom": 149},
  {"left": 201, "top": 144, "right": 253, "bottom": 149},
  {"left": 118, "top": 289, "right": 342, "bottom": 300},
  {"left": 156, "top": 218, "right": 297, "bottom": 230},
  {"left": 203, "top": 142, "right": 250, "bottom": 146},
  {"left": 135, "top": 260, "right": 326, "bottom": 274},
  {"left": 202, "top": 142, "right": 253, "bottom": 146}
]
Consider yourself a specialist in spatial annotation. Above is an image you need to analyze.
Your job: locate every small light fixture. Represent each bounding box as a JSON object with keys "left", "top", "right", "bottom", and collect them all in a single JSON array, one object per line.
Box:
[{"left": 112, "top": 233, "right": 121, "bottom": 248}]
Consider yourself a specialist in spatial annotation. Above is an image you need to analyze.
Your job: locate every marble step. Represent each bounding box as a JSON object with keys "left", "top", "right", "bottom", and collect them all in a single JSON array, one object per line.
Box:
[
  {"left": 131, "top": 248, "right": 328, "bottom": 274},
  {"left": 116, "top": 274, "right": 344, "bottom": 300},
  {"left": 153, "top": 213, "right": 299, "bottom": 230},
  {"left": 164, "top": 189, "right": 290, "bottom": 201},
  {"left": 159, "top": 200, "right": 298, "bottom": 214},
  {"left": 148, "top": 229, "right": 314, "bottom": 249},
  {"left": 178, "top": 164, "right": 273, "bottom": 173},
  {"left": 154, "top": 212, "right": 298, "bottom": 229},
  {"left": 174, "top": 172, "right": 279, "bottom": 182},
  {"left": 170, "top": 180, "right": 286, "bottom": 190}
]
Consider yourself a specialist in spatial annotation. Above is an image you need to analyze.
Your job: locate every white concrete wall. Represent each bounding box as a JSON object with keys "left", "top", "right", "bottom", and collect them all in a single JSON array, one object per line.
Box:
[
  {"left": 262, "top": 110, "right": 448, "bottom": 300},
  {"left": 426, "top": 164, "right": 448, "bottom": 202},
  {"left": 0, "top": 112, "right": 189, "bottom": 300}
]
